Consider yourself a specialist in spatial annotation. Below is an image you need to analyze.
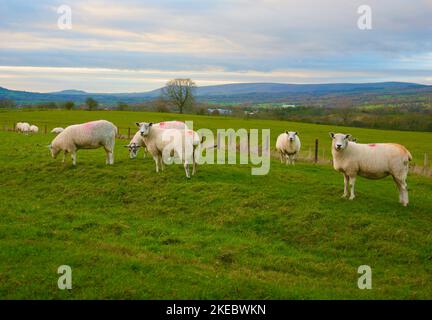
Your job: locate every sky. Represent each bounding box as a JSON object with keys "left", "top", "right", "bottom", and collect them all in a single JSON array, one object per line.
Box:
[{"left": 0, "top": 0, "right": 431, "bottom": 92}]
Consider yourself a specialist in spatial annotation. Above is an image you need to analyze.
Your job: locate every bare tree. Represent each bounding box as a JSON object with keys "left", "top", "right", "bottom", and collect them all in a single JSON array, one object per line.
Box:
[{"left": 162, "top": 79, "right": 196, "bottom": 114}]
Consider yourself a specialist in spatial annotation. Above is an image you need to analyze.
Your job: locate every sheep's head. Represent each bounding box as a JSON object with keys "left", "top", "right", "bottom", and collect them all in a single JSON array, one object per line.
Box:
[
  {"left": 48, "top": 144, "right": 60, "bottom": 158},
  {"left": 136, "top": 122, "right": 153, "bottom": 137},
  {"left": 330, "top": 133, "right": 352, "bottom": 151},
  {"left": 125, "top": 143, "right": 140, "bottom": 158},
  {"left": 285, "top": 131, "right": 298, "bottom": 142}
]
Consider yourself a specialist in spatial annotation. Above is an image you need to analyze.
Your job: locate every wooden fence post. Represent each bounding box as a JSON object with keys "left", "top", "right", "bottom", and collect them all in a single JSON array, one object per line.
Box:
[{"left": 314, "top": 139, "right": 319, "bottom": 163}]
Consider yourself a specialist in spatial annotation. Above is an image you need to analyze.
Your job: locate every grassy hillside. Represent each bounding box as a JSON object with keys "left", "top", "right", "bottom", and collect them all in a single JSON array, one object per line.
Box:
[{"left": 0, "top": 110, "right": 431, "bottom": 299}]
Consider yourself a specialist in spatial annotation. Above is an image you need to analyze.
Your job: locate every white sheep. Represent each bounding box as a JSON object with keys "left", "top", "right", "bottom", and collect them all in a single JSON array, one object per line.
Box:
[
  {"left": 125, "top": 130, "right": 148, "bottom": 159},
  {"left": 276, "top": 131, "right": 301, "bottom": 165},
  {"left": 51, "top": 127, "right": 64, "bottom": 134},
  {"left": 136, "top": 122, "right": 199, "bottom": 178},
  {"left": 330, "top": 132, "right": 412, "bottom": 206},
  {"left": 15, "top": 122, "right": 23, "bottom": 132},
  {"left": 16, "top": 122, "right": 30, "bottom": 133},
  {"left": 29, "top": 125, "right": 39, "bottom": 133},
  {"left": 49, "top": 120, "right": 117, "bottom": 166},
  {"left": 125, "top": 121, "right": 188, "bottom": 159}
]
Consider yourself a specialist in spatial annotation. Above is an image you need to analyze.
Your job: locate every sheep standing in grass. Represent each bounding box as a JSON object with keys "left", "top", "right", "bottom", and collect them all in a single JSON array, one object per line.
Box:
[
  {"left": 49, "top": 120, "right": 117, "bottom": 166},
  {"left": 330, "top": 132, "right": 412, "bottom": 206},
  {"left": 276, "top": 131, "right": 301, "bottom": 165},
  {"left": 136, "top": 122, "right": 199, "bottom": 178},
  {"left": 125, "top": 121, "right": 188, "bottom": 159},
  {"left": 29, "top": 125, "right": 39, "bottom": 133},
  {"left": 51, "top": 127, "right": 64, "bottom": 134}
]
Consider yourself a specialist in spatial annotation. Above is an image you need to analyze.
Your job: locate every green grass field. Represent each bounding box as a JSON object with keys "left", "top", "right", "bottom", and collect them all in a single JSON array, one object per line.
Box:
[{"left": 0, "top": 110, "right": 431, "bottom": 299}]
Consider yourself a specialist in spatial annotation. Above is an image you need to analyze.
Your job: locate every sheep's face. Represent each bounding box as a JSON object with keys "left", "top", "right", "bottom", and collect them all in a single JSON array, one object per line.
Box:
[
  {"left": 330, "top": 133, "right": 351, "bottom": 151},
  {"left": 286, "top": 131, "right": 298, "bottom": 142},
  {"left": 136, "top": 122, "right": 153, "bottom": 137},
  {"left": 49, "top": 144, "right": 60, "bottom": 158},
  {"left": 128, "top": 143, "right": 140, "bottom": 159}
]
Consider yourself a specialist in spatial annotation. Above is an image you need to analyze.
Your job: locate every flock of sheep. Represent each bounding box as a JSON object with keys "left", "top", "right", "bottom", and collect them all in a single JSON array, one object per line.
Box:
[
  {"left": 15, "top": 122, "right": 39, "bottom": 133},
  {"left": 15, "top": 119, "right": 412, "bottom": 206}
]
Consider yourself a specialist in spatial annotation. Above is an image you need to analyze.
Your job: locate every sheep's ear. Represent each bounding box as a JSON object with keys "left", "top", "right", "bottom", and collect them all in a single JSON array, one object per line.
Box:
[
  {"left": 149, "top": 122, "right": 153, "bottom": 126},
  {"left": 345, "top": 134, "right": 352, "bottom": 140},
  {"left": 135, "top": 122, "right": 141, "bottom": 127},
  {"left": 294, "top": 132, "right": 298, "bottom": 135},
  {"left": 47, "top": 144, "right": 52, "bottom": 150},
  {"left": 124, "top": 144, "right": 130, "bottom": 148},
  {"left": 329, "top": 132, "right": 335, "bottom": 139},
  {"left": 285, "top": 131, "right": 289, "bottom": 134}
]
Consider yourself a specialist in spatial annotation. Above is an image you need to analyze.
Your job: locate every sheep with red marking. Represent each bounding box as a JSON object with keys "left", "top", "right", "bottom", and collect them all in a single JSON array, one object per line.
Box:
[
  {"left": 49, "top": 120, "right": 117, "bottom": 166},
  {"left": 125, "top": 121, "right": 188, "bottom": 159},
  {"left": 136, "top": 122, "right": 199, "bottom": 178},
  {"left": 329, "top": 132, "right": 412, "bottom": 206}
]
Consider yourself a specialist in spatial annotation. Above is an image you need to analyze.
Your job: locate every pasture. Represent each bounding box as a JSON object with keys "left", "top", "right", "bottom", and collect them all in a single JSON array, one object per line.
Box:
[{"left": 0, "top": 110, "right": 431, "bottom": 299}]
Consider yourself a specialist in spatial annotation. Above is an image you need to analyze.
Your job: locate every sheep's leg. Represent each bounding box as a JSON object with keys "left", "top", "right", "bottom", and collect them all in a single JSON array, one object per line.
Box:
[
  {"left": 285, "top": 154, "right": 289, "bottom": 165},
  {"left": 153, "top": 155, "right": 159, "bottom": 172},
  {"left": 159, "top": 153, "right": 164, "bottom": 171},
  {"left": 62, "top": 151, "right": 67, "bottom": 163},
  {"left": 192, "top": 148, "right": 197, "bottom": 175},
  {"left": 393, "top": 176, "right": 409, "bottom": 206},
  {"left": 291, "top": 155, "right": 296, "bottom": 165},
  {"left": 349, "top": 175, "right": 356, "bottom": 200},
  {"left": 342, "top": 174, "right": 349, "bottom": 198},
  {"left": 184, "top": 160, "right": 191, "bottom": 179},
  {"left": 279, "top": 151, "right": 284, "bottom": 164},
  {"left": 71, "top": 151, "right": 77, "bottom": 166},
  {"left": 143, "top": 147, "right": 147, "bottom": 159}
]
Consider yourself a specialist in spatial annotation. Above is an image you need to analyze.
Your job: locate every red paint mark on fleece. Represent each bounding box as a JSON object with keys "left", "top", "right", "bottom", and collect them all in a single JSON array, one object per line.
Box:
[
  {"left": 82, "top": 121, "right": 98, "bottom": 130},
  {"left": 368, "top": 144, "right": 377, "bottom": 147}
]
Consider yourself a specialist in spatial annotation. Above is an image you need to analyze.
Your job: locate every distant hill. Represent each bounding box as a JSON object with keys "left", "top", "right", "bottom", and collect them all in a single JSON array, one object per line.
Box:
[{"left": 1, "top": 82, "right": 431, "bottom": 106}]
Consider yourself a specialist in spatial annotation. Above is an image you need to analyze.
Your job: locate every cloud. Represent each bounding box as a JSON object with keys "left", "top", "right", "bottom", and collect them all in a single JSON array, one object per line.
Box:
[{"left": 0, "top": 0, "right": 431, "bottom": 91}]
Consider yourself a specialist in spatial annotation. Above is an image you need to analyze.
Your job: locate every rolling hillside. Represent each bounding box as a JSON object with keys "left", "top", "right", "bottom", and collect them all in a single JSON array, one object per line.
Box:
[{"left": 1, "top": 82, "right": 431, "bottom": 106}]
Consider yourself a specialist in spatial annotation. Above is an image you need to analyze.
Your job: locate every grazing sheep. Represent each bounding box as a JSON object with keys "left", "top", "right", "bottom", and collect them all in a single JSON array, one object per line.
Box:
[
  {"left": 29, "top": 125, "right": 39, "bottom": 133},
  {"left": 51, "top": 127, "right": 64, "bottom": 134},
  {"left": 125, "top": 130, "right": 147, "bottom": 159},
  {"left": 136, "top": 122, "right": 199, "bottom": 178},
  {"left": 49, "top": 120, "right": 117, "bottom": 166},
  {"left": 125, "top": 121, "right": 188, "bottom": 159},
  {"left": 330, "top": 132, "right": 412, "bottom": 206},
  {"left": 276, "top": 131, "right": 301, "bottom": 165}
]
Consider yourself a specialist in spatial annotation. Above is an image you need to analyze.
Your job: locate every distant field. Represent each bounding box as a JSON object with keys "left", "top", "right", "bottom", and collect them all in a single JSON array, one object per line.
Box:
[{"left": 0, "top": 110, "right": 431, "bottom": 299}]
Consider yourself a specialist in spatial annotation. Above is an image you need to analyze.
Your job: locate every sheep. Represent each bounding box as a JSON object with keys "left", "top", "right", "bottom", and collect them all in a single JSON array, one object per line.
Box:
[
  {"left": 51, "top": 127, "right": 64, "bottom": 134},
  {"left": 16, "top": 122, "right": 30, "bottom": 133},
  {"left": 125, "top": 121, "right": 188, "bottom": 159},
  {"left": 125, "top": 130, "right": 148, "bottom": 159},
  {"left": 329, "top": 132, "right": 412, "bottom": 206},
  {"left": 275, "top": 131, "right": 301, "bottom": 165},
  {"left": 136, "top": 122, "right": 199, "bottom": 178},
  {"left": 49, "top": 120, "right": 117, "bottom": 166},
  {"left": 15, "top": 122, "right": 23, "bottom": 132},
  {"left": 29, "top": 125, "right": 39, "bottom": 133}
]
